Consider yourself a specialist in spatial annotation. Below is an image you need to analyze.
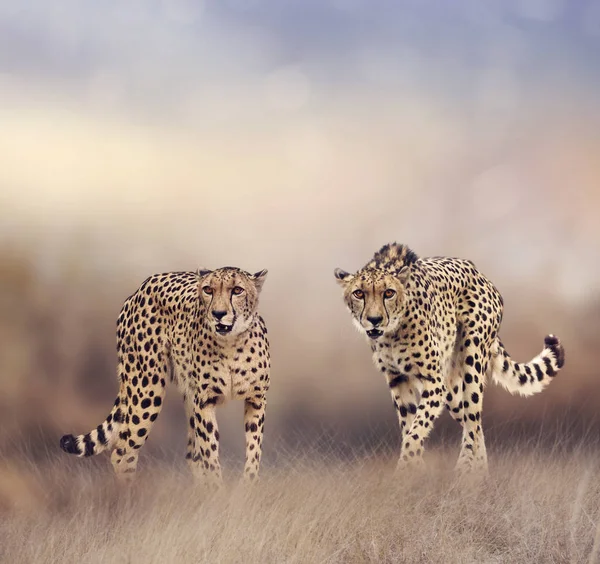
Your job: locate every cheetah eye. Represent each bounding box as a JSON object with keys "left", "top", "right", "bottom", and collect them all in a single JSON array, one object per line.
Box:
[
  {"left": 232, "top": 286, "right": 245, "bottom": 295},
  {"left": 202, "top": 286, "right": 213, "bottom": 295},
  {"left": 384, "top": 289, "right": 396, "bottom": 299},
  {"left": 352, "top": 289, "right": 364, "bottom": 299}
]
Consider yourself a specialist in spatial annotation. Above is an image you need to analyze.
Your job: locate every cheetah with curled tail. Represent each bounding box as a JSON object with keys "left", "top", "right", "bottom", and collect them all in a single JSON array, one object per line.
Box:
[
  {"left": 334, "top": 243, "right": 565, "bottom": 473},
  {"left": 60, "top": 266, "right": 270, "bottom": 487}
]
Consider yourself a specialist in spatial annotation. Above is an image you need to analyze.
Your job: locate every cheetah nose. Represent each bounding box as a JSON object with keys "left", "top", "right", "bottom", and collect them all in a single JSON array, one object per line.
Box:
[
  {"left": 212, "top": 310, "right": 227, "bottom": 321},
  {"left": 367, "top": 316, "right": 383, "bottom": 327}
]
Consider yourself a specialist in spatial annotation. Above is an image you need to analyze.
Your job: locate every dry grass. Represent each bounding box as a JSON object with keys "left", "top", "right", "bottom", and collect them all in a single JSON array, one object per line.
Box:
[{"left": 1, "top": 444, "right": 600, "bottom": 564}]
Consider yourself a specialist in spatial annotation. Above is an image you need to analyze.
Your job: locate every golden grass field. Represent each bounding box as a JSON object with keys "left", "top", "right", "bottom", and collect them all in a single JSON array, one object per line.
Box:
[{"left": 2, "top": 441, "right": 600, "bottom": 564}]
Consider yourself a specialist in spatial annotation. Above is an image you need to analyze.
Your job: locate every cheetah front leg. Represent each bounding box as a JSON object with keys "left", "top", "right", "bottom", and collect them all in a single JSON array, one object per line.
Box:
[
  {"left": 188, "top": 400, "right": 223, "bottom": 489},
  {"left": 387, "top": 372, "right": 419, "bottom": 450},
  {"left": 395, "top": 377, "right": 444, "bottom": 472},
  {"left": 243, "top": 395, "right": 266, "bottom": 482}
]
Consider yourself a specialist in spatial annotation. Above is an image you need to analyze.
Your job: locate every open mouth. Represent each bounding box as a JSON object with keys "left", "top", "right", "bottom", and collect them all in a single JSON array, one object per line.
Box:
[
  {"left": 366, "top": 329, "right": 383, "bottom": 339},
  {"left": 215, "top": 323, "right": 233, "bottom": 335}
]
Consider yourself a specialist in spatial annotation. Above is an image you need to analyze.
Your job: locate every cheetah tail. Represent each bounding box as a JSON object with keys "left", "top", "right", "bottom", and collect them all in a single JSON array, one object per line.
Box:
[
  {"left": 489, "top": 335, "right": 565, "bottom": 397},
  {"left": 59, "top": 396, "right": 124, "bottom": 457}
]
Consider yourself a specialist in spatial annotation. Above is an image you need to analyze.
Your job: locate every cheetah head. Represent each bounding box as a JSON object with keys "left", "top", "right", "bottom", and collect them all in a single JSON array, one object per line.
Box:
[
  {"left": 198, "top": 267, "right": 268, "bottom": 339},
  {"left": 334, "top": 265, "right": 410, "bottom": 340}
]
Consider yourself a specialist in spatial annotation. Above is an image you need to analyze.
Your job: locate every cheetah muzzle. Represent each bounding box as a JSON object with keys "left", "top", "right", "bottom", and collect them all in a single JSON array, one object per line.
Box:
[
  {"left": 366, "top": 329, "right": 383, "bottom": 340},
  {"left": 215, "top": 322, "right": 233, "bottom": 335}
]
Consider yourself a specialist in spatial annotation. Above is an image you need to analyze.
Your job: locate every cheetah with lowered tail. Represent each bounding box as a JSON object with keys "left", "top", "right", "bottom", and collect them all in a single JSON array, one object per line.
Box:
[
  {"left": 334, "top": 243, "right": 565, "bottom": 473},
  {"left": 60, "top": 266, "right": 270, "bottom": 487}
]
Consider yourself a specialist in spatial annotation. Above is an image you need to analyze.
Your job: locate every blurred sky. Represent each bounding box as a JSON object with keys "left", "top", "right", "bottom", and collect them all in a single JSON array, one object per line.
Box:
[
  {"left": 1, "top": 0, "right": 599, "bottom": 303},
  {"left": 2, "top": 1, "right": 600, "bottom": 463}
]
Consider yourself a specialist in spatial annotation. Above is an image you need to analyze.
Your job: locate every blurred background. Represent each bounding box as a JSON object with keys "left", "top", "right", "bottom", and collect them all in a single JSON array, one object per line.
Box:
[{"left": 1, "top": 0, "right": 599, "bottom": 493}]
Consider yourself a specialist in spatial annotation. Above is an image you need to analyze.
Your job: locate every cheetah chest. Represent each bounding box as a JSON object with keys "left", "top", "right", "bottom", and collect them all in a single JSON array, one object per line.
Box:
[
  {"left": 199, "top": 356, "right": 257, "bottom": 403},
  {"left": 226, "top": 360, "right": 259, "bottom": 400}
]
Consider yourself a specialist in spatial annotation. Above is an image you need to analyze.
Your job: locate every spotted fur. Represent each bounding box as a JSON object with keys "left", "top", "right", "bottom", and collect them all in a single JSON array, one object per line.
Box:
[
  {"left": 60, "top": 267, "right": 270, "bottom": 487},
  {"left": 335, "top": 243, "right": 565, "bottom": 473}
]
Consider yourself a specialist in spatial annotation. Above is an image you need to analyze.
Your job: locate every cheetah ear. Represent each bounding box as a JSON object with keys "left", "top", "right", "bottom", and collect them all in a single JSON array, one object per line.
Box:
[
  {"left": 197, "top": 268, "right": 212, "bottom": 277},
  {"left": 250, "top": 269, "right": 268, "bottom": 292},
  {"left": 396, "top": 265, "right": 410, "bottom": 285},
  {"left": 334, "top": 268, "right": 353, "bottom": 286}
]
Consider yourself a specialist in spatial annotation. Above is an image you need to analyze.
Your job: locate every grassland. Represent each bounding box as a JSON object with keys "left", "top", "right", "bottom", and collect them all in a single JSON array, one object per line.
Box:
[{"left": 1, "top": 441, "right": 600, "bottom": 564}]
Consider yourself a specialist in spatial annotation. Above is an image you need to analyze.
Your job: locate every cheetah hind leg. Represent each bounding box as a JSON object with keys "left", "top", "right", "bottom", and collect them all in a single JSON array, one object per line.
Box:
[
  {"left": 454, "top": 357, "right": 489, "bottom": 477},
  {"left": 446, "top": 350, "right": 489, "bottom": 476},
  {"left": 474, "top": 429, "right": 488, "bottom": 472},
  {"left": 110, "top": 372, "right": 166, "bottom": 482}
]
